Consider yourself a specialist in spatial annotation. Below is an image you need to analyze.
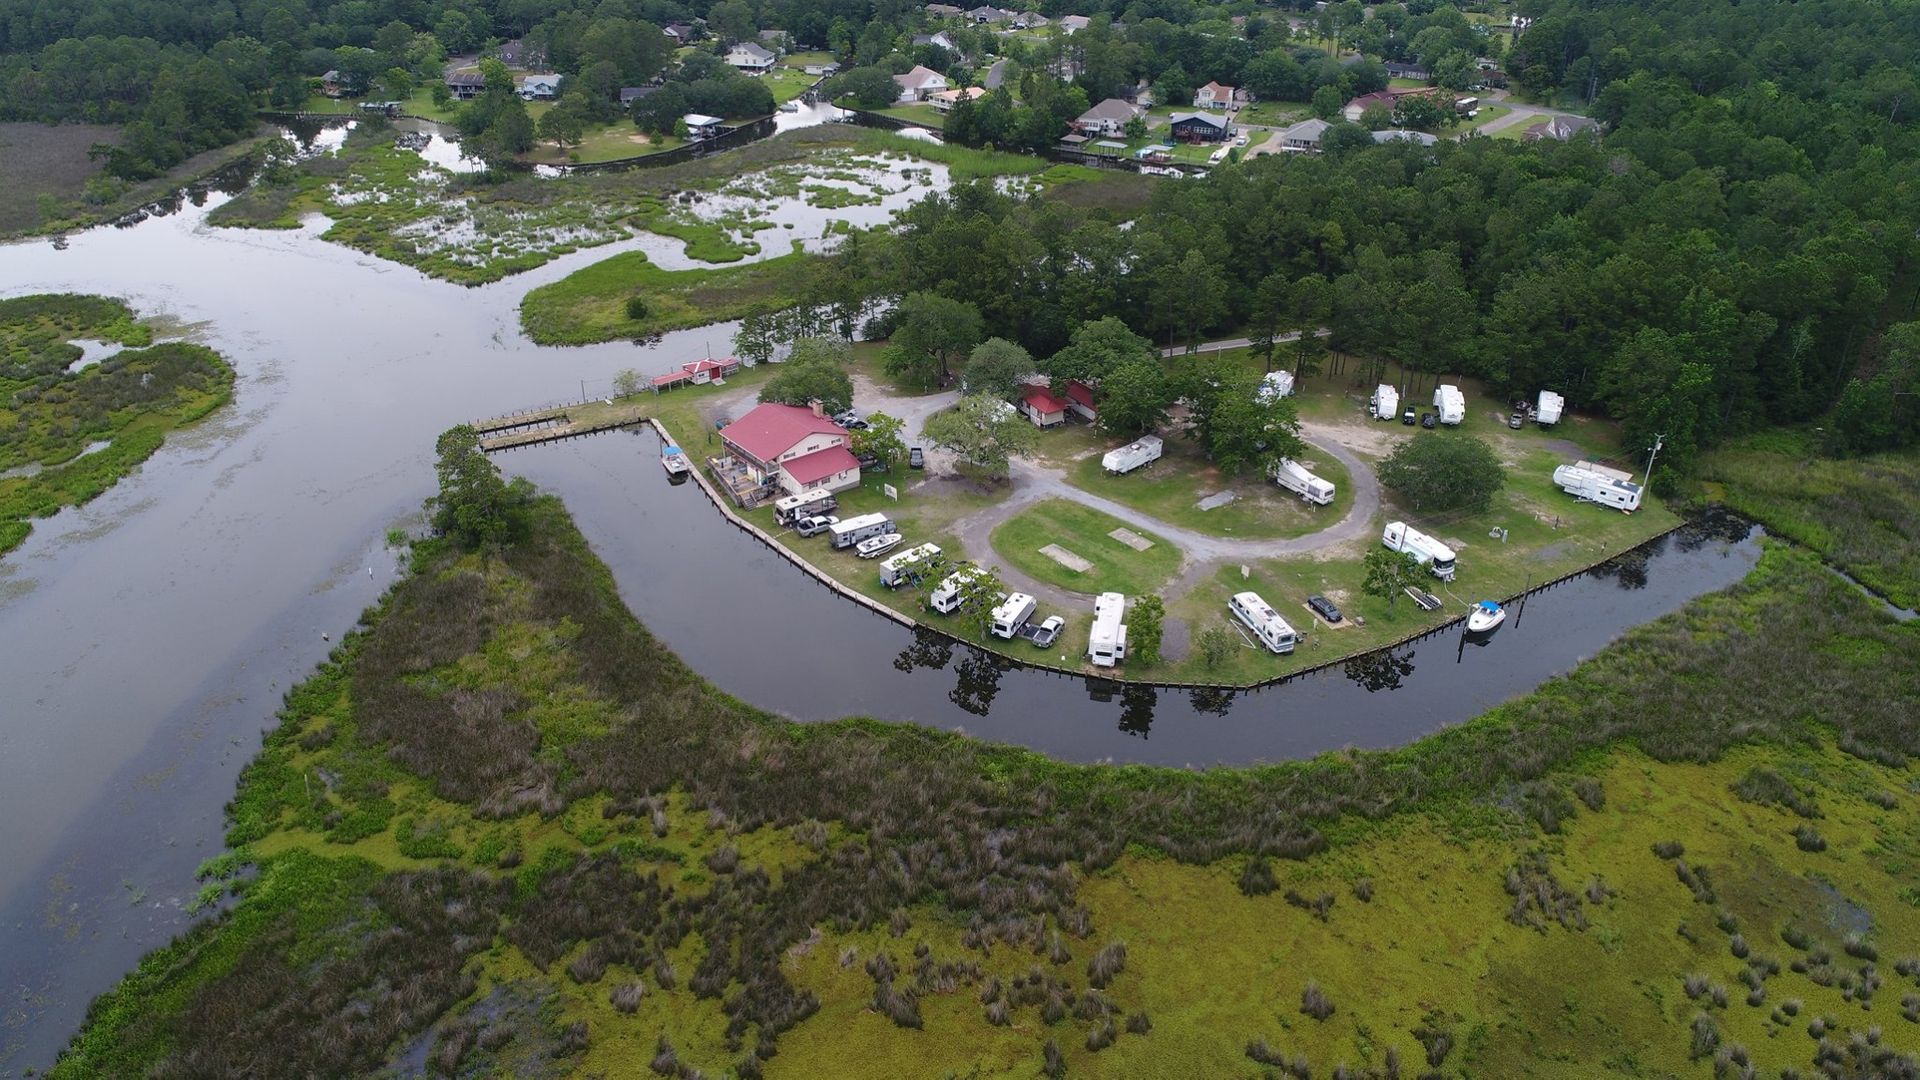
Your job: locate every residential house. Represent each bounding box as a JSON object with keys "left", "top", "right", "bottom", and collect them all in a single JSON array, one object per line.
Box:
[
  {"left": 1277, "top": 117, "right": 1329, "bottom": 152},
  {"left": 650, "top": 357, "right": 742, "bottom": 392},
  {"left": 1018, "top": 384, "right": 1071, "bottom": 428},
  {"left": 911, "top": 30, "right": 961, "bottom": 52},
  {"left": 925, "top": 2, "right": 964, "bottom": 16},
  {"left": 1010, "top": 11, "right": 1050, "bottom": 29},
  {"left": 619, "top": 86, "right": 656, "bottom": 107},
  {"left": 929, "top": 86, "right": 988, "bottom": 112},
  {"left": 445, "top": 70, "right": 488, "bottom": 99},
  {"left": 516, "top": 73, "right": 561, "bottom": 101},
  {"left": 724, "top": 42, "right": 778, "bottom": 74},
  {"left": 965, "top": 5, "right": 1014, "bottom": 24},
  {"left": 1059, "top": 14, "right": 1092, "bottom": 33},
  {"left": 1064, "top": 380, "right": 1098, "bottom": 422},
  {"left": 320, "top": 69, "right": 348, "bottom": 97},
  {"left": 683, "top": 113, "right": 725, "bottom": 139},
  {"left": 1073, "top": 97, "right": 1139, "bottom": 136},
  {"left": 663, "top": 22, "right": 697, "bottom": 44},
  {"left": 494, "top": 38, "right": 546, "bottom": 68},
  {"left": 1372, "top": 128, "right": 1438, "bottom": 146},
  {"left": 719, "top": 402, "right": 862, "bottom": 496},
  {"left": 1383, "top": 62, "right": 1430, "bottom": 80},
  {"left": 1342, "top": 89, "right": 1400, "bottom": 122},
  {"left": 893, "top": 65, "right": 949, "bottom": 102},
  {"left": 1193, "top": 81, "right": 1236, "bottom": 110},
  {"left": 1168, "top": 111, "right": 1232, "bottom": 142},
  {"left": 1523, "top": 115, "right": 1600, "bottom": 142}
]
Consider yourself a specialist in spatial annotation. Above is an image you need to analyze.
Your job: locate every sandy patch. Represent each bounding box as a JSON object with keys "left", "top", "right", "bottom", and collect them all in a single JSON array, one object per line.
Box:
[
  {"left": 1195, "top": 491, "right": 1237, "bottom": 512},
  {"left": 1041, "top": 544, "right": 1093, "bottom": 572}
]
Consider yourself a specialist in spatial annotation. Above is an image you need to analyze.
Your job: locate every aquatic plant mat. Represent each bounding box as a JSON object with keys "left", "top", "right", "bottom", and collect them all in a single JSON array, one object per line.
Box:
[{"left": 56, "top": 485, "right": 1920, "bottom": 1076}]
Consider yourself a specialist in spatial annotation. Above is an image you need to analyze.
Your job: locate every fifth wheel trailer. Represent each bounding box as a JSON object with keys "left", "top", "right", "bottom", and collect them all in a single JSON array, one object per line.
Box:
[
  {"left": 1536, "top": 390, "right": 1565, "bottom": 428},
  {"left": 1101, "top": 435, "right": 1163, "bottom": 475},
  {"left": 1553, "top": 461, "right": 1644, "bottom": 512},
  {"left": 1088, "top": 591, "right": 1128, "bottom": 667},
  {"left": 1432, "top": 384, "right": 1466, "bottom": 425},
  {"left": 1382, "top": 520, "right": 1457, "bottom": 580},
  {"left": 1269, "top": 457, "right": 1335, "bottom": 505}
]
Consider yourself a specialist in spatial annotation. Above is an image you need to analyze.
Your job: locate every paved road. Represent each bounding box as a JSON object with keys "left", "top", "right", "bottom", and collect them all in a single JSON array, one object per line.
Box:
[
  {"left": 1474, "top": 93, "right": 1586, "bottom": 137},
  {"left": 1157, "top": 328, "right": 1328, "bottom": 357}
]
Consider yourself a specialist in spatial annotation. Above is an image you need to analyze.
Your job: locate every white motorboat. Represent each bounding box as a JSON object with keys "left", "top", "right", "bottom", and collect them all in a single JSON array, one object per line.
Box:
[
  {"left": 1466, "top": 600, "right": 1506, "bottom": 634},
  {"left": 661, "top": 443, "right": 691, "bottom": 482},
  {"left": 855, "top": 532, "right": 904, "bottom": 559}
]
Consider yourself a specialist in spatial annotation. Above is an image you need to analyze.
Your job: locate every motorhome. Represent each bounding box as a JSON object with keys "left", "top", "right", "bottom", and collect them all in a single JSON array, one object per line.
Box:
[
  {"left": 1432, "top": 384, "right": 1466, "bottom": 426},
  {"left": 1536, "top": 390, "right": 1565, "bottom": 428},
  {"left": 1553, "top": 461, "right": 1643, "bottom": 511},
  {"left": 1382, "top": 520, "right": 1457, "bottom": 580},
  {"left": 1101, "top": 434, "right": 1163, "bottom": 475},
  {"left": 1087, "top": 592, "right": 1128, "bottom": 667},
  {"left": 1229, "top": 591, "right": 1298, "bottom": 654},
  {"left": 878, "top": 543, "right": 943, "bottom": 588},
  {"left": 773, "top": 488, "right": 837, "bottom": 526},
  {"left": 929, "top": 566, "right": 985, "bottom": 614},
  {"left": 1269, "top": 457, "right": 1335, "bottom": 505},
  {"left": 828, "top": 512, "right": 895, "bottom": 549},
  {"left": 990, "top": 592, "right": 1038, "bottom": 639},
  {"left": 1371, "top": 384, "right": 1399, "bottom": 421},
  {"left": 1256, "top": 370, "right": 1295, "bottom": 403}
]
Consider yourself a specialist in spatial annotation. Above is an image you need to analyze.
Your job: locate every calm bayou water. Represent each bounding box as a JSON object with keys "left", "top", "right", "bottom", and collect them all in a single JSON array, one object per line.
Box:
[{"left": 0, "top": 174, "right": 1757, "bottom": 1071}]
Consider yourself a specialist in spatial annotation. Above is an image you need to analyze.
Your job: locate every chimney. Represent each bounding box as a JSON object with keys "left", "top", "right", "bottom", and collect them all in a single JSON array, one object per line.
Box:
[{"left": 809, "top": 399, "right": 825, "bottom": 417}]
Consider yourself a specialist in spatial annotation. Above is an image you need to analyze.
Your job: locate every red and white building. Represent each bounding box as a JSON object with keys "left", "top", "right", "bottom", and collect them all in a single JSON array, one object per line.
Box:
[
  {"left": 719, "top": 402, "right": 862, "bottom": 497},
  {"left": 1017, "top": 383, "right": 1072, "bottom": 428},
  {"left": 1064, "top": 379, "right": 1098, "bottom": 422},
  {"left": 650, "top": 357, "right": 741, "bottom": 392}
]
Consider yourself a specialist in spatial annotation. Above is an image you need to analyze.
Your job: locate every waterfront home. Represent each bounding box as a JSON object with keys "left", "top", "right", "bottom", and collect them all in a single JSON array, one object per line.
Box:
[
  {"left": 1169, "top": 111, "right": 1232, "bottom": 142},
  {"left": 1277, "top": 117, "right": 1329, "bottom": 152},
  {"left": 725, "top": 42, "right": 777, "bottom": 74},
  {"left": 1193, "top": 81, "right": 1236, "bottom": 110},
  {"left": 445, "top": 70, "right": 487, "bottom": 99},
  {"left": 1524, "top": 115, "right": 1601, "bottom": 141},
  {"left": 1073, "top": 97, "right": 1139, "bottom": 136},
  {"left": 683, "top": 114, "right": 725, "bottom": 139},
  {"left": 650, "top": 358, "right": 741, "bottom": 392},
  {"left": 930, "top": 86, "right": 988, "bottom": 112},
  {"left": 719, "top": 402, "right": 862, "bottom": 498},
  {"left": 516, "top": 73, "right": 561, "bottom": 101},
  {"left": 893, "top": 65, "right": 950, "bottom": 102}
]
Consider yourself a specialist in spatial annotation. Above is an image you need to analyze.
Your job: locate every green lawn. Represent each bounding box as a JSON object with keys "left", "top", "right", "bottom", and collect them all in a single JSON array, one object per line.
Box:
[
  {"left": 1066, "top": 436, "right": 1354, "bottom": 539},
  {"left": 1456, "top": 104, "right": 1514, "bottom": 136},
  {"left": 525, "top": 122, "right": 684, "bottom": 165},
  {"left": 518, "top": 247, "right": 817, "bottom": 345},
  {"left": 990, "top": 498, "right": 1182, "bottom": 597},
  {"left": 1388, "top": 77, "right": 1434, "bottom": 89},
  {"left": 762, "top": 66, "right": 819, "bottom": 105},
  {"left": 1233, "top": 100, "right": 1307, "bottom": 127},
  {"left": 867, "top": 103, "right": 945, "bottom": 128}
]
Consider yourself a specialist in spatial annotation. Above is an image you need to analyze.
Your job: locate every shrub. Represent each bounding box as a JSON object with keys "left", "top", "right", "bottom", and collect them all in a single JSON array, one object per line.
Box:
[
  {"left": 1238, "top": 856, "right": 1277, "bottom": 896},
  {"left": 1088, "top": 941, "right": 1127, "bottom": 988},
  {"left": 1794, "top": 824, "right": 1828, "bottom": 852},
  {"left": 1653, "top": 840, "right": 1686, "bottom": 859},
  {"left": 1126, "top": 1012, "right": 1152, "bottom": 1035},
  {"left": 625, "top": 295, "right": 649, "bottom": 320},
  {"left": 1301, "top": 982, "right": 1335, "bottom": 1021},
  {"left": 1377, "top": 432, "right": 1505, "bottom": 513},
  {"left": 1731, "top": 766, "right": 1821, "bottom": 818},
  {"left": 610, "top": 982, "right": 644, "bottom": 1013},
  {"left": 1352, "top": 877, "right": 1374, "bottom": 903},
  {"left": 1086, "top": 1016, "right": 1117, "bottom": 1051},
  {"left": 1042, "top": 1038, "right": 1065, "bottom": 1078}
]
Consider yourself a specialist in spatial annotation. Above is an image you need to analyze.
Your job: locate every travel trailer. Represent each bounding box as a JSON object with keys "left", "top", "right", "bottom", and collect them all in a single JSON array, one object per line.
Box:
[
  {"left": 773, "top": 488, "right": 838, "bottom": 526},
  {"left": 1536, "top": 390, "right": 1565, "bottom": 427},
  {"left": 1101, "top": 435, "right": 1163, "bottom": 475},
  {"left": 1371, "top": 384, "right": 1399, "bottom": 421},
  {"left": 1432, "top": 384, "right": 1466, "bottom": 426},
  {"left": 929, "top": 566, "right": 985, "bottom": 614},
  {"left": 1256, "top": 371, "right": 1295, "bottom": 403},
  {"left": 1087, "top": 592, "right": 1128, "bottom": 667},
  {"left": 1229, "top": 591, "right": 1298, "bottom": 654},
  {"left": 1382, "top": 520, "right": 1457, "bottom": 580},
  {"left": 990, "top": 592, "right": 1038, "bottom": 639},
  {"left": 878, "top": 543, "right": 942, "bottom": 588},
  {"left": 828, "top": 513, "right": 895, "bottom": 549}
]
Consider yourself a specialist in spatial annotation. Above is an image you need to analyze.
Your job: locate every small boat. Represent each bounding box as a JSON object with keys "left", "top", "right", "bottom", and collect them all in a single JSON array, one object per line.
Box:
[
  {"left": 1465, "top": 600, "right": 1506, "bottom": 635},
  {"left": 661, "top": 443, "right": 691, "bottom": 482},
  {"left": 855, "top": 532, "right": 904, "bottom": 559}
]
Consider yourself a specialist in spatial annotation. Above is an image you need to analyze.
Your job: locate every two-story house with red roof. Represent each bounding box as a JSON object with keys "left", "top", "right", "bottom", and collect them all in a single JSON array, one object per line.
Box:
[{"left": 719, "top": 402, "right": 862, "bottom": 497}]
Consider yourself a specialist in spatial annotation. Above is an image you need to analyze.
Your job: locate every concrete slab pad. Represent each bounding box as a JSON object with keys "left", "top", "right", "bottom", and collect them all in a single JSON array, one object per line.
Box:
[
  {"left": 1108, "top": 527, "right": 1154, "bottom": 551},
  {"left": 1195, "top": 491, "right": 1237, "bottom": 512},
  {"left": 1040, "top": 544, "right": 1094, "bottom": 572}
]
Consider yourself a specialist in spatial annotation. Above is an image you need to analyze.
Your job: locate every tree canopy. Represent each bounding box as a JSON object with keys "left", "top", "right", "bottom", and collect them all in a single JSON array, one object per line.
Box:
[{"left": 1378, "top": 433, "right": 1505, "bottom": 514}]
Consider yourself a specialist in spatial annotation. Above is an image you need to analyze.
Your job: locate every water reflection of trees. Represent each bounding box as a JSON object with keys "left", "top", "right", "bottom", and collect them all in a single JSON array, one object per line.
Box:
[
  {"left": 1343, "top": 647, "right": 1415, "bottom": 692},
  {"left": 1117, "top": 684, "right": 1157, "bottom": 738},
  {"left": 1188, "top": 686, "right": 1236, "bottom": 716},
  {"left": 1589, "top": 545, "right": 1652, "bottom": 590},
  {"left": 948, "top": 647, "right": 1011, "bottom": 716},
  {"left": 1676, "top": 509, "right": 1756, "bottom": 550},
  {"left": 893, "top": 626, "right": 954, "bottom": 674}
]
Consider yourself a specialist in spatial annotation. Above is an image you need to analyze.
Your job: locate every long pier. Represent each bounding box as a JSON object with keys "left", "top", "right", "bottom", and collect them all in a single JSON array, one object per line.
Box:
[{"left": 468, "top": 401, "right": 652, "bottom": 452}]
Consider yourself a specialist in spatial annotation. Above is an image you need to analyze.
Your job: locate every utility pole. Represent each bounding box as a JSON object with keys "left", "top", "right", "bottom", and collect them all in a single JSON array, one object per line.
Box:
[{"left": 1642, "top": 433, "right": 1665, "bottom": 485}]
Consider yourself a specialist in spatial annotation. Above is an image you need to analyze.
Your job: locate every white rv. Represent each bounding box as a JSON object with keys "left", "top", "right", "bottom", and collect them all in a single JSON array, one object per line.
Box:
[
  {"left": 1433, "top": 384, "right": 1466, "bottom": 426},
  {"left": 1371, "top": 384, "right": 1399, "bottom": 421},
  {"left": 828, "top": 512, "right": 895, "bottom": 549},
  {"left": 990, "top": 592, "right": 1038, "bottom": 639},
  {"left": 1269, "top": 457, "right": 1335, "bottom": 506},
  {"left": 1229, "top": 591, "right": 1298, "bottom": 654},
  {"left": 878, "top": 543, "right": 943, "bottom": 588},
  {"left": 773, "top": 488, "right": 837, "bottom": 526},
  {"left": 1087, "top": 591, "right": 1128, "bottom": 667},
  {"left": 1536, "top": 390, "right": 1565, "bottom": 428},
  {"left": 929, "top": 566, "right": 985, "bottom": 613},
  {"left": 1256, "top": 370, "right": 1295, "bottom": 403},
  {"left": 1101, "top": 434, "right": 1163, "bottom": 475},
  {"left": 1382, "top": 520, "right": 1457, "bottom": 580},
  {"left": 1553, "top": 461, "right": 1643, "bottom": 512}
]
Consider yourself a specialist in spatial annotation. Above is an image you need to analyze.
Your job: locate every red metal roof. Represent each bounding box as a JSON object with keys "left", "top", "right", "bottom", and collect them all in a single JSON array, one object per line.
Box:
[
  {"left": 722, "top": 402, "right": 847, "bottom": 463},
  {"left": 651, "top": 357, "right": 738, "bottom": 385},
  {"left": 1065, "top": 380, "right": 1097, "bottom": 409},
  {"left": 1020, "top": 383, "right": 1072, "bottom": 414},
  {"left": 780, "top": 444, "right": 860, "bottom": 487}
]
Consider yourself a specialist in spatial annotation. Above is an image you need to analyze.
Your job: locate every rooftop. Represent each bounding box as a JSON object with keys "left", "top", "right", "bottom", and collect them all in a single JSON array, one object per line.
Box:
[{"left": 722, "top": 402, "right": 848, "bottom": 463}]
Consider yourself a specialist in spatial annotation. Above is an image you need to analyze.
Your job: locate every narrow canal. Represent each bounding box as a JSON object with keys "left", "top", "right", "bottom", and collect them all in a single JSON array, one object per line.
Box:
[{"left": 0, "top": 147, "right": 1757, "bottom": 1071}]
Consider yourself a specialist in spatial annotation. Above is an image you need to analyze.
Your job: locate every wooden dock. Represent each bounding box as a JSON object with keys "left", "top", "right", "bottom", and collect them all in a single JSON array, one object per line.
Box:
[{"left": 470, "top": 400, "right": 652, "bottom": 452}]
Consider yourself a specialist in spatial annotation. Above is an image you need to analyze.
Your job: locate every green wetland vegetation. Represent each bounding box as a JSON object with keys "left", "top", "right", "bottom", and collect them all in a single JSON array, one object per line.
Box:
[
  {"left": 54, "top": 441, "right": 1920, "bottom": 1077},
  {"left": 0, "top": 294, "right": 233, "bottom": 557}
]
